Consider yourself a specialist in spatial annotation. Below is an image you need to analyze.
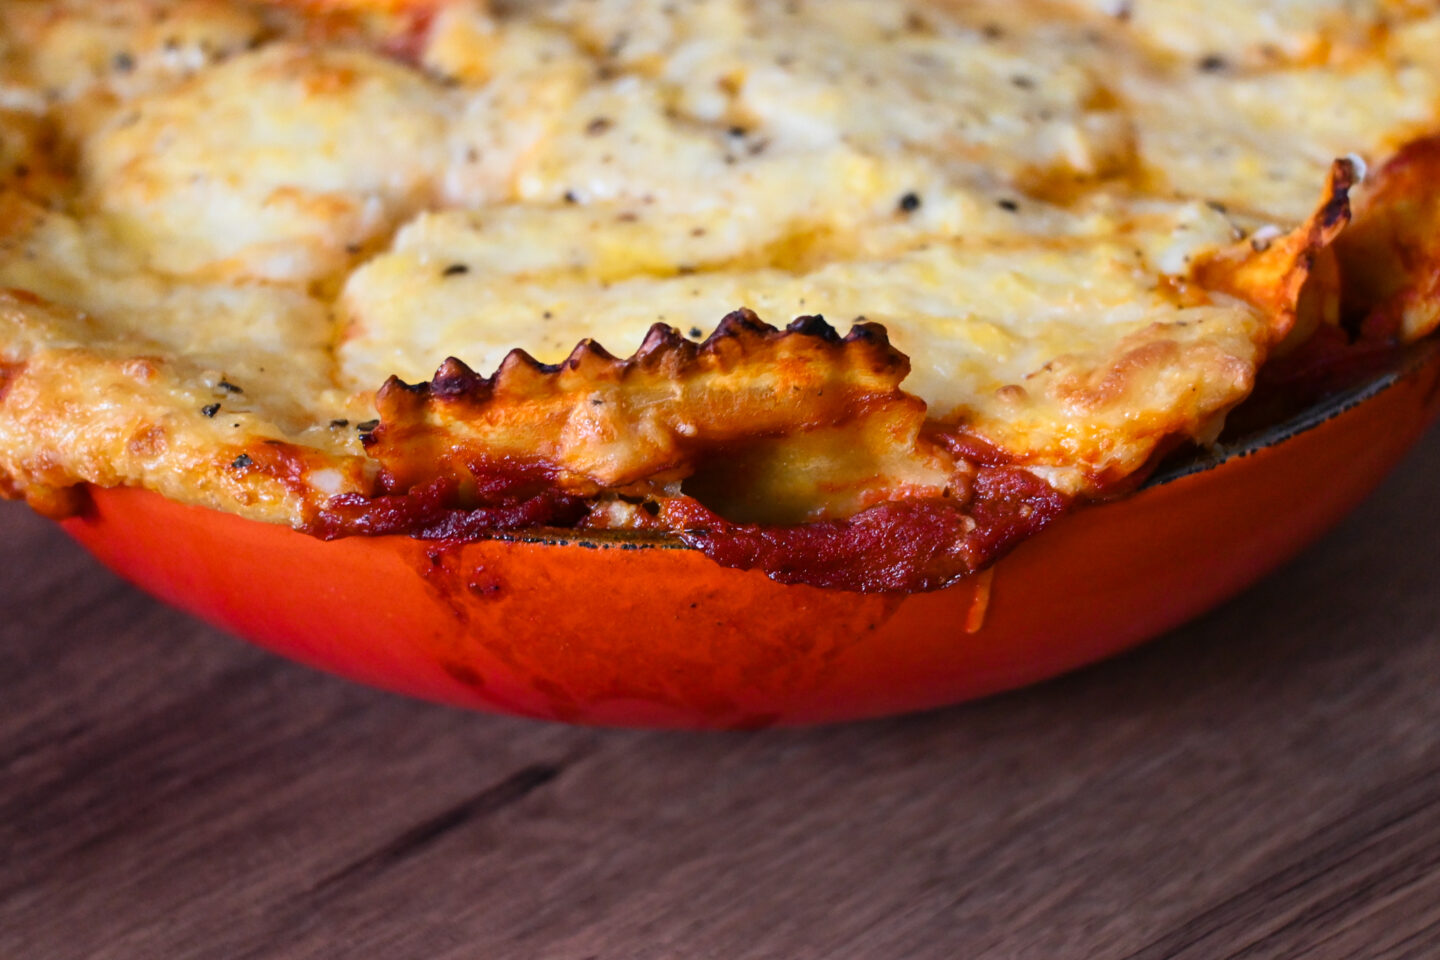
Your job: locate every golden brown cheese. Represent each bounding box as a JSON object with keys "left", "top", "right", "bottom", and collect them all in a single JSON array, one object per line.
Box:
[
  {"left": 85, "top": 42, "right": 455, "bottom": 282},
  {"left": 1059, "top": 0, "right": 1432, "bottom": 66},
  {"left": 1, "top": 0, "right": 1439, "bottom": 591},
  {"left": 0, "top": 0, "right": 266, "bottom": 106}
]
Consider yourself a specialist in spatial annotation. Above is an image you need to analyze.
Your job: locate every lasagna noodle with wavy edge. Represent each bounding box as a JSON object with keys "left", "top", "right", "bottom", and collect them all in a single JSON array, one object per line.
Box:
[{"left": 0, "top": 0, "right": 1439, "bottom": 591}]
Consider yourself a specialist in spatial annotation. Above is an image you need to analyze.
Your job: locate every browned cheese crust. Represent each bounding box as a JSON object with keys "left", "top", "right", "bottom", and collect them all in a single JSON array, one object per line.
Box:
[{"left": 1, "top": 0, "right": 1439, "bottom": 590}]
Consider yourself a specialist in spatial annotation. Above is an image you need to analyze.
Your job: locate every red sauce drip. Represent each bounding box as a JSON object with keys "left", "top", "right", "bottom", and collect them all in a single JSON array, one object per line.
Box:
[
  {"left": 930, "top": 430, "right": 1014, "bottom": 467},
  {"left": 308, "top": 477, "right": 587, "bottom": 540},
  {"left": 660, "top": 465, "right": 1071, "bottom": 593},
  {"left": 964, "top": 467, "right": 1073, "bottom": 568},
  {"left": 313, "top": 458, "right": 1071, "bottom": 591}
]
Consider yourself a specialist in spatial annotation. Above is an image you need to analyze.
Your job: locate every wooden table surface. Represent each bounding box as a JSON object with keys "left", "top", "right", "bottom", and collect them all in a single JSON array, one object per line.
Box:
[{"left": 4, "top": 426, "right": 1440, "bottom": 960}]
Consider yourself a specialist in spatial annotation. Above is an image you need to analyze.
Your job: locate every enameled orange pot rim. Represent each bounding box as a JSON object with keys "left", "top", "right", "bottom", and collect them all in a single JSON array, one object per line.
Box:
[{"left": 55, "top": 338, "right": 1440, "bottom": 727}]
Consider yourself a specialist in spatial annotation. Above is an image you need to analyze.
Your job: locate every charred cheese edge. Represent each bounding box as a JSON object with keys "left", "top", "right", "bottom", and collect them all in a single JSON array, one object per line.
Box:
[{"left": 0, "top": 0, "right": 1439, "bottom": 590}]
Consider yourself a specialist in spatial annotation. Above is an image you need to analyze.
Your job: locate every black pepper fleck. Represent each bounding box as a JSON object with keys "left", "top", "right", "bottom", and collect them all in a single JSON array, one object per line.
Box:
[
  {"left": 997, "top": 198, "right": 1020, "bottom": 212},
  {"left": 231, "top": 453, "right": 254, "bottom": 469},
  {"left": 563, "top": 190, "right": 580, "bottom": 204},
  {"left": 113, "top": 51, "right": 136, "bottom": 73},
  {"left": 217, "top": 380, "right": 243, "bottom": 394},
  {"left": 356, "top": 419, "right": 380, "bottom": 433},
  {"left": 688, "top": 327, "right": 703, "bottom": 338},
  {"left": 898, "top": 192, "right": 922, "bottom": 213},
  {"left": 586, "top": 116, "right": 613, "bottom": 135},
  {"left": 1198, "top": 54, "right": 1228, "bottom": 72},
  {"left": 442, "top": 263, "right": 469, "bottom": 277},
  {"left": 201, "top": 403, "right": 220, "bottom": 417},
  {"left": 329, "top": 418, "right": 349, "bottom": 428}
]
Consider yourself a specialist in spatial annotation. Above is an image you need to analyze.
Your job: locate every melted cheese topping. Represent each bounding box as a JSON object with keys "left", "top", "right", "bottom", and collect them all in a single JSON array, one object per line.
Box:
[{"left": 0, "top": 0, "right": 1438, "bottom": 535}]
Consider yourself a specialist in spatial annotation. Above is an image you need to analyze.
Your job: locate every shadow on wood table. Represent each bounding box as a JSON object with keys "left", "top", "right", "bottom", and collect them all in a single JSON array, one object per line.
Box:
[{"left": 4, "top": 424, "right": 1440, "bottom": 960}]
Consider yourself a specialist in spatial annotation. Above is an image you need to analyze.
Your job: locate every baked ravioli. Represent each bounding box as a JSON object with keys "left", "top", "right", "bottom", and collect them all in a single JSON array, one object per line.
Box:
[{"left": 2, "top": 0, "right": 1439, "bottom": 591}]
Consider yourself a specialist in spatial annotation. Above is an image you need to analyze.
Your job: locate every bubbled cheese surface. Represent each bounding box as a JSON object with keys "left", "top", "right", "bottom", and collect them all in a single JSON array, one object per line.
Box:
[{"left": 0, "top": 0, "right": 1437, "bottom": 524}]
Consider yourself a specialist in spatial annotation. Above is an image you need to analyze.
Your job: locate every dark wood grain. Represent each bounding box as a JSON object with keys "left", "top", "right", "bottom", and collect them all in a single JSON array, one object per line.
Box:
[{"left": 4, "top": 425, "right": 1440, "bottom": 960}]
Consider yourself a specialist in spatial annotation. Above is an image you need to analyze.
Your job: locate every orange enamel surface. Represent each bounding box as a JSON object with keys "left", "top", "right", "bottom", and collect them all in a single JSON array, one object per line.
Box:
[{"left": 61, "top": 354, "right": 1440, "bottom": 728}]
